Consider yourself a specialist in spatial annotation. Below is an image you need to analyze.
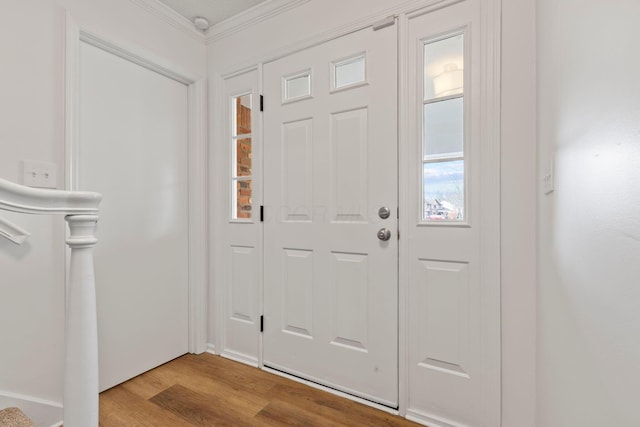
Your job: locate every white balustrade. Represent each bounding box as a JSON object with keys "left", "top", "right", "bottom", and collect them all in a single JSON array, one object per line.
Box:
[{"left": 0, "top": 177, "right": 102, "bottom": 427}]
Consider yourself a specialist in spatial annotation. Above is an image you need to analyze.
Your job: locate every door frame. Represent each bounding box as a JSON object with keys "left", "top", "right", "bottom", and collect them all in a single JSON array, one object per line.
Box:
[
  {"left": 211, "top": 0, "right": 501, "bottom": 420},
  {"left": 64, "top": 12, "right": 209, "bottom": 354}
]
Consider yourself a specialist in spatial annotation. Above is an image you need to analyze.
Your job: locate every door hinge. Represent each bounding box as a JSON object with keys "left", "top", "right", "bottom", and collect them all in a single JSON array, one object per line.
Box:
[
  {"left": 397, "top": 230, "right": 400, "bottom": 240},
  {"left": 260, "top": 315, "right": 264, "bottom": 332},
  {"left": 260, "top": 205, "right": 264, "bottom": 222},
  {"left": 260, "top": 95, "right": 264, "bottom": 112}
]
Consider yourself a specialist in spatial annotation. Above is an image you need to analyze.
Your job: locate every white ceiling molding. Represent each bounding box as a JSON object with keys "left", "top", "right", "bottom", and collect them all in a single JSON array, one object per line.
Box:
[
  {"left": 205, "top": 0, "right": 311, "bottom": 44},
  {"left": 129, "top": 0, "right": 206, "bottom": 42}
]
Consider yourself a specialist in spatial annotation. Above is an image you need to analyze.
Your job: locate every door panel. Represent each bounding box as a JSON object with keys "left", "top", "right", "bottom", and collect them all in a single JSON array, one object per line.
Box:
[
  {"left": 77, "top": 41, "right": 189, "bottom": 391},
  {"left": 218, "top": 69, "right": 261, "bottom": 364},
  {"left": 406, "top": 1, "right": 500, "bottom": 425},
  {"left": 263, "top": 24, "right": 398, "bottom": 406}
]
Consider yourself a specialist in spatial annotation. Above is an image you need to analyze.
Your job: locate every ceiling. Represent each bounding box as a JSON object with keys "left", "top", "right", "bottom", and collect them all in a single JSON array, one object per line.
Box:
[{"left": 157, "top": 0, "right": 268, "bottom": 28}]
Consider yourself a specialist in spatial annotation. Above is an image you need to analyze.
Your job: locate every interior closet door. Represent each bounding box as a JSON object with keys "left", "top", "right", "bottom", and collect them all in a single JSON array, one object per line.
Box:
[
  {"left": 263, "top": 23, "right": 398, "bottom": 406},
  {"left": 77, "top": 41, "right": 189, "bottom": 391}
]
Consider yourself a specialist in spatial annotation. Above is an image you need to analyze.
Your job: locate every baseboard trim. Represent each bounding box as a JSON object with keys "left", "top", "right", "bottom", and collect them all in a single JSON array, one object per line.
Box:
[
  {"left": 405, "top": 408, "right": 471, "bottom": 427},
  {"left": 206, "top": 343, "right": 217, "bottom": 355},
  {"left": 0, "top": 390, "right": 63, "bottom": 427},
  {"left": 220, "top": 350, "right": 259, "bottom": 367}
]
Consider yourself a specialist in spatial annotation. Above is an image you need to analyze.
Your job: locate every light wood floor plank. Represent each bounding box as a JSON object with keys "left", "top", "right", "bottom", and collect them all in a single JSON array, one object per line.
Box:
[
  {"left": 99, "top": 353, "right": 422, "bottom": 427},
  {"left": 100, "top": 385, "right": 193, "bottom": 427},
  {"left": 149, "top": 384, "right": 259, "bottom": 427}
]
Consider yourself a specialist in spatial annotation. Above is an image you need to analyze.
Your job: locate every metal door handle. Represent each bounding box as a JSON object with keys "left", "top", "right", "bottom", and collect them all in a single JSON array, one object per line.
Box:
[
  {"left": 378, "top": 206, "right": 391, "bottom": 219},
  {"left": 377, "top": 228, "right": 391, "bottom": 241}
]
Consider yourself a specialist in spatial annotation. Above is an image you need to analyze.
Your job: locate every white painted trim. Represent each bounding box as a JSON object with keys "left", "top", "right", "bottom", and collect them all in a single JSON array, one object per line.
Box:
[
  {"left": 129, "top": 0, "right": 205, "bottom": 42},
  {"left": 220, "top": 350, "right": 260, "bottom": 368},
  {"left": 206, "top": 343, "right": 217, "bottom": 355},
  {"left": 129, "top": 0, "right": 311, "bottom": 46},
  {"left": 0, "top": 216, "right": 31, "bottom": 244},
  {"left": 0, "top": 390, "right": 63, "bottom": 427},
  {"left": 257, "top": 62, "right": 265, "bottom": 370},
  {"left": 79, "top": 31, "right": 200, "bottom": 85},
  {"left": 215, "top": 0, "right": 460, "bottom": 76},
  {"left": 188, "top": 78, "right": 209, "bottom": 355},
  {"left": 65, "top": 12, "right": 80, "bottom": 192},
  {"left": 406, "top": 408, "right": 470, "bottom": 427},
  {"left": 64, "top": 14, "right": 208, "bottom": 362},
  {"left": 479, "top": 0, "right": 502, "bottom": 424},
  {"left": 404, "top": 0, "right": 466, "bottom": 18},
  {"left": 262, "top": 367, "right": 401, "bottom": 416},
  {"left": 221, "top": 64, "right": 260, "bottom": 81},
  {"left": 205, "top": 0, "right": 311, "bottom": 44},
  {"left": 397, "top": 10, "right": 411, "bottom": 419},
  {"left": 210, "top": 72, "right": 225, "bottom": 357}
]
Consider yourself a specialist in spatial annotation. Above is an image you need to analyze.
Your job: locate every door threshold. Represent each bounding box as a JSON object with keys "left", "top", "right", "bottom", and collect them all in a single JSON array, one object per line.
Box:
[{"left": 262, "top": 365, "right": 400, "bottom": 415}]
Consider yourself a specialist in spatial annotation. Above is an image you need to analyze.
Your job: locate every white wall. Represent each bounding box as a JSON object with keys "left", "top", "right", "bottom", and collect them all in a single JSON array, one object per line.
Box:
[
  {"left": 537, "top": 0, "right": 640, "bottom": 426},
  {"left": 0, "top": 0, "right": 205, "bottom": 406},
  {"left": 208, "top": 1, "right": 537, "bottom": 425}
]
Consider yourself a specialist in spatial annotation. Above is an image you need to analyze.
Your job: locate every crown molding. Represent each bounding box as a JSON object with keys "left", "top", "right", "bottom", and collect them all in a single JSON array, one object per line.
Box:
[
  {"left": 129, "top": 0, "right": 206, "bottom": 42},
  {"left": 205, "top": 0, "right": 311, "bottom": 44}
]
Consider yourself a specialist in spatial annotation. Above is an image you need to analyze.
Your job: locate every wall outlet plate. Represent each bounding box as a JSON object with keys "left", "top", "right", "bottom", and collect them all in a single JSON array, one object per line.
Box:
[{"left": 22, "top": 160, "right": 58, "bottom": 189}]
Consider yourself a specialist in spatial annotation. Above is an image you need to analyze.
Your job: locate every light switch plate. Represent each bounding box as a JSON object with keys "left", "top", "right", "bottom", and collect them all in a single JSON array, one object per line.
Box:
[{"left": 22, "top": 160, "right": 58, "bottom": 189}]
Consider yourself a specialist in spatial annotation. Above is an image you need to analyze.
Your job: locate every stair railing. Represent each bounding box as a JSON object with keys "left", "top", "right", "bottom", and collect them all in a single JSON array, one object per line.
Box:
[{"left": 0, "top": 177, "right": 102, "bottom": 427}]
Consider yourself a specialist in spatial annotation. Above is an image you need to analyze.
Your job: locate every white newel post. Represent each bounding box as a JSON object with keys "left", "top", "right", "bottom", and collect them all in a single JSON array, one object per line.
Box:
[
  {"left": 64, "top": 214, "right": 100, "bottom": 427},
  {"left": 1, "top": 177, "right": 102, "bottom": 425}
]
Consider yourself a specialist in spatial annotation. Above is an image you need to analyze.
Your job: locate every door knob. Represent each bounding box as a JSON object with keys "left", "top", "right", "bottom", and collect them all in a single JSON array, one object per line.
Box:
[{"left": 377, "top": 228, "right": 391, "bottom": 241}]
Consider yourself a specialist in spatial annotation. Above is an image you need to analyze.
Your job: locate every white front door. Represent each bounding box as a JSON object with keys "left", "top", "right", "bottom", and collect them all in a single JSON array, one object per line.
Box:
[
  {"left": 263, "top": 23, "right": 399, "bottom": 406},
  {"left": 77, "top": 41, "right": 189, "bottom": 391}
]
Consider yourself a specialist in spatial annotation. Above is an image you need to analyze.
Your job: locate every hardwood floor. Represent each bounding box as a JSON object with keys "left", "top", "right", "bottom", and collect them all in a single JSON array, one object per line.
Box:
[{"left": 99, "top": 353, "right": 422, "bottom": 426}]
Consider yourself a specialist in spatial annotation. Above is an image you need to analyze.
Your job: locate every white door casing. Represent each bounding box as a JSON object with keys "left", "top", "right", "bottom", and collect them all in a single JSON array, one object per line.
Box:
[{"left": 263, "top": 23, "right": 399, "bottom": 406}]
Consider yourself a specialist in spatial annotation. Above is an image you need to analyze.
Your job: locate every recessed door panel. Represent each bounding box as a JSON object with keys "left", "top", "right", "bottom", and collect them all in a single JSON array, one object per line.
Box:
[
  {"left": 230, "top": 246, "right": 256, "bottom": 323},
  {"left": 418, "top": 259, "right": 470, "bottom": 377},
  {"left": 283, "top": 248, "right": 314, "bottom": 338},
  {"left": 331, "top": 252, "right": 369, "bottom": 352},
  {"left": 282, "top": 119, "right": 313, "bottom": 222},
  {"left": 331, "top": 108, "right": 368, "bottom": 223}
]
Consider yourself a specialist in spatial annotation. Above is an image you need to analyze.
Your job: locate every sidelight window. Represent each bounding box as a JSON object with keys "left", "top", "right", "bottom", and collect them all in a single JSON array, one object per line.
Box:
[
  {"left": 231, "top": 94, "right": 253, "bottom": 220},
  {"left": 422, "top": 32, "right": 465, "bottom": 222}
]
